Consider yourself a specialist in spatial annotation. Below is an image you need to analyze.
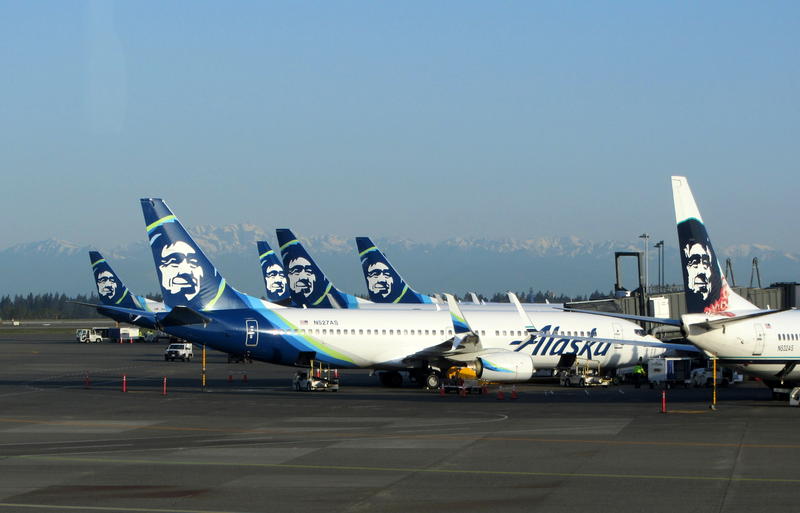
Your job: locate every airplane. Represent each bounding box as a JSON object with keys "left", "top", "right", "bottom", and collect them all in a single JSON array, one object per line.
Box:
[
  {"left": 355, "top": 236, "right": 435, "bottom": 304},
  {"left": 355, "top": 236, "right": 563, "bottom": 311},
  {"left": 561, "top": 176, "right": 800, "bottom": 397},
  {"left": 275, "top": 228, "right": 365, "bottom": 308},
  {"left": 87, "top": 250, "right": 166, "bottom": 329},
  {"left": 88, "top": 198, "right": 698, "bottom": 389},
  {"left": 256, "top": 241, "right": 292, "bottom": 306},
  {"left": 669, "top": 176, "right": 800, "bottom": 395}
]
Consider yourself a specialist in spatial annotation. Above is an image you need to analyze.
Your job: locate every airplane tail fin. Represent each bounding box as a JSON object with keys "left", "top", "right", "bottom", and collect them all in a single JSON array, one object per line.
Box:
[
  {"left": 355, "top": 237, "right": 432, "bottom": 304},
  {"left": 141, "top": 199, "right": 247, "bottom": 311},
  {"left": 89, "top": 251, "right": 143, "bottom": 310},
  {"left": 671, "top": 176, "right": 757, "bottom": 314},
  {"left": 256, "top": 241, "right": 292, "bottom": 305},
  {"left": 275, "top": 228, "right": 360, "bottom": 308}
]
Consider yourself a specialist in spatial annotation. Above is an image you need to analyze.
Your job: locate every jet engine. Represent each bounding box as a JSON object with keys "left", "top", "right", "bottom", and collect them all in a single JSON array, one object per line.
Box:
[{"left": 475, "top": 352, "right": 535, "bottom": 382}]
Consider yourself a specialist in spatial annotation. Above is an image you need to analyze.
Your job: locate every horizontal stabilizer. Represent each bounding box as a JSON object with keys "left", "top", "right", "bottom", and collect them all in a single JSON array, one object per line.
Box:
[
  {"left": 159, "top": 306, "right": 212, "bottom": 327},
  {"left": 686, "top": 308, "right": 785, "bottom": 331},
  {"left": 67, "top": 301, "right": 158, "bottom": 325}
]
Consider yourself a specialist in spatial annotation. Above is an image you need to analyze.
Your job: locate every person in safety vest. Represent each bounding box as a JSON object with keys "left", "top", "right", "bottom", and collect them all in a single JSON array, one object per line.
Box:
[{"left": 632, "top": 361, "right": 646, "bottom": 389}]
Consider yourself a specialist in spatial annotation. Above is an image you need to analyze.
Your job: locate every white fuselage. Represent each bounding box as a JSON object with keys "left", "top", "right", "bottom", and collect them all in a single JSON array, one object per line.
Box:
[
  {"left": 683, "top": 309, "right": 800, "bottom": 382},
  {"left": 268, "top": 303, "right": 670, "bottom": 370}
]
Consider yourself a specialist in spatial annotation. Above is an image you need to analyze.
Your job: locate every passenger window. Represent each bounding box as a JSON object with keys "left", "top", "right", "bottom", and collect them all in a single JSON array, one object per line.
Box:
[
  {"left": 404, "top": 329, "right": 408, "bottom": 335},
  {"left": 336, "top": 329, "right": 341, "bottom": 335},
  {"left": 495, "top": 330, "right": 500, "bottom": 336},
  {"left": 322, "top": 329, "right": 327, "bottom": 335},
  {"left": 448, "top": 329, "right": 453, "bottom": 336},
  {"left": 382, "top": 329, "right": 387, "bottom": 335}
]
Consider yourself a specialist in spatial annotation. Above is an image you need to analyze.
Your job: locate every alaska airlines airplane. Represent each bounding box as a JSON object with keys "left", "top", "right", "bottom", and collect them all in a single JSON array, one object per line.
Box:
[
  {"left": 670, "top": 176, "right": 800, "bottom": 393},
  {"left": 84, "top": 199, "right": 697, "bottom": 388},
  {"left": 276, "top": 228, "right": 365, "bottom": 309},
  {"left": 356, "top": 236, "right": 434, "bottom": 304},
  {"left": 88, "top": 251, "right": 167, "bottom": 329},
  {"left": 564, "top": 177, "right": 800, "bottom": 396},
  {"left": 355, "top": 236, "right": 563, "bottom": 311}
]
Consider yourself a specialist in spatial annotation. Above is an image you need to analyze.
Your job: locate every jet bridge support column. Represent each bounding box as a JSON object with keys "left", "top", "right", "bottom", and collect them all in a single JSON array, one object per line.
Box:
[{"left": 614, "top": 251, "right": 647, "bottom": 318}]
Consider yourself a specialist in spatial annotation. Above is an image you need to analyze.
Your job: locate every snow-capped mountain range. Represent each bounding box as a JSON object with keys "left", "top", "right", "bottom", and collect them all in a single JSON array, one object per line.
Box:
[{"left": 1, "top": 224, "right": 798, "bottom": 298}]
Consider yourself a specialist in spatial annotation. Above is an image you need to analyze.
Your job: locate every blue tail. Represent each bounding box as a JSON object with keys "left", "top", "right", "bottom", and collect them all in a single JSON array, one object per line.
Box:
[
  {"left": 89, "top": 251, "right": 148, "bottom": 310},
  {"left": 355, "top": 237, "right": 433, "bottom": 304},
  {"left": 256, "top": 240, "right": 292, "bottom": 306},
  {"left": 275, "top": 229, "right": 362, "bottom": 308},
  {"left": 141, "top": 199, "right": 248, "bottom": 311}
]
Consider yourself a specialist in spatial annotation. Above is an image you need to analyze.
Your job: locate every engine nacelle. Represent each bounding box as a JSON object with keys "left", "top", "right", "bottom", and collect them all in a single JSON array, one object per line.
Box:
[{"left": 475, "top": 352, "right": 535, "bottom": 383}]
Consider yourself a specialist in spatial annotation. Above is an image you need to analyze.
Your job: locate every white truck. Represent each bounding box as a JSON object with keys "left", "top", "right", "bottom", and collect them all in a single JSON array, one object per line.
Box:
[
  {"left": 75, "top": 328, "right": 105, "bottom": 343},
  {"left": 164, "top": 343, "right": 193, "bottom": 361},
  {"left": 559, "top": 367, "right": 612, "bottom": 387},
  {"left": 690, "top": 366, "right": 744, "bottom": 387}
]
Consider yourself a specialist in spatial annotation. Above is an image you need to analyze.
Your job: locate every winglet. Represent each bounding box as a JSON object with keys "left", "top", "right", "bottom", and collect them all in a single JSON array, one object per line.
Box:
[
  {"left": 508, "top": 292, "right": 536, "bottom": 335},
  {"left": 445, "top": 293, "right": 471, "bottom": 334}
]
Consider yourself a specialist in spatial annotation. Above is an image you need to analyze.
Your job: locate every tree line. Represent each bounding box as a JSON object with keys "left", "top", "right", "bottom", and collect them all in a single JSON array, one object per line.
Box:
[{"left": 0, "top": 289, "right": 611, "bottom": 320}]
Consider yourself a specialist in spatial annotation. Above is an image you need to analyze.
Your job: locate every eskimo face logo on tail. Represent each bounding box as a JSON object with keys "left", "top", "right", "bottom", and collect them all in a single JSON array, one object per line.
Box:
[
  {"left": 366, "top": 261, "right": 394, "bottom": 299},
  {"left": 287, "top": 256, "right": 317, "bottom": 298},
  {"left": 677, "top": 218, "right": 728, "bottom": 314},
  {"left": 264, "top": 264, "right": 287, "bottom": 296},
  {"left": 158, "top": 241, "right": 204, "bottom": 303},
  {"left": 95, "top": 270, "right": 118, "bottom": 300}
]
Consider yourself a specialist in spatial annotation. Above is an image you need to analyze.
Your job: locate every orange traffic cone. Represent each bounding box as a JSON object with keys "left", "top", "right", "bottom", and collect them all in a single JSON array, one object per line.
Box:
[
  {"left": 496, "top": 386, "right": 505, "bottom": 400},
  {"left": 510, "top": 385, "right": 519, "bottom": 400},
  {"left": 439, "top": 384, "right": 445, "bottom": 396}
]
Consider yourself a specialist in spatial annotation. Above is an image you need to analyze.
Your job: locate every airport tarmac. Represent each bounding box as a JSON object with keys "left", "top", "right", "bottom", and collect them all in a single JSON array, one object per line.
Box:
[{"left": 0, "top": 330, "right": 798, "bottom": 513}]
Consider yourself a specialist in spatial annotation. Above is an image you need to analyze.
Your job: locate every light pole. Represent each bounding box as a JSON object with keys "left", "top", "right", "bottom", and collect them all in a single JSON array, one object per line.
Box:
[
  {"left": 654, "top": 240, "right": 664, "bottom": 290},
  {"left": 639, "top": 233, "right": 650, "bottom": 296}
]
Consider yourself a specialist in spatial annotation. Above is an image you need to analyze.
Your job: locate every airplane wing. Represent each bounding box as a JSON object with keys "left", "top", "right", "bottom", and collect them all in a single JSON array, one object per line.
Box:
[
  {"left": 557, "top": 307, "right": 682, "bottom": 327},
  {"left": 400, "top": 293, "right": 486, "bottom": 364}
]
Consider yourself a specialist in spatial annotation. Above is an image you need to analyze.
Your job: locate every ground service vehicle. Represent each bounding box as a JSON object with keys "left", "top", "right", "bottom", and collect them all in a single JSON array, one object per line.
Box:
[
  {"left": 76, "top": 328, "right": 104, "bottom": 343},
  {"left": 559, "top": 366, "right": 612, "bottom": 387},
  {"left": 164, "top": 343, "right": 193, "bottom": 361},
  {"left": 293, "top": 371, "right": 339, "bottom": 392},
  {"left": 109, "top": 327, "right": 140, "bottom": 342},
  {"left": 690, "top": 366, "right": 743, "bottom": 387},
  {"left": 648, "top": 357, "right": 692, "bottom": 388}
]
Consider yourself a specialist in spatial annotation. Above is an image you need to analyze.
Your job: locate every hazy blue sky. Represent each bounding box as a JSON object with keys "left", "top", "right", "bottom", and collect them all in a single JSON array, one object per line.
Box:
[{"left": 2, "top": 1, "right": 798, "bottom": 251}]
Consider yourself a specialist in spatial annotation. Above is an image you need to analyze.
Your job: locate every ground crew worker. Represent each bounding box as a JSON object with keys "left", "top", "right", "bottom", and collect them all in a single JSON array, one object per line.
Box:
[{"left": 633, "top": 363, "right": 646, "bottom": 388}]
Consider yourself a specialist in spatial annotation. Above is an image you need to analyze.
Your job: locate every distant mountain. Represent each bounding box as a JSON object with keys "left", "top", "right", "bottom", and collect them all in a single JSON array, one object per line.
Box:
[{"left": 1, "top": 224, "right": 798, "bottom": 298}]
